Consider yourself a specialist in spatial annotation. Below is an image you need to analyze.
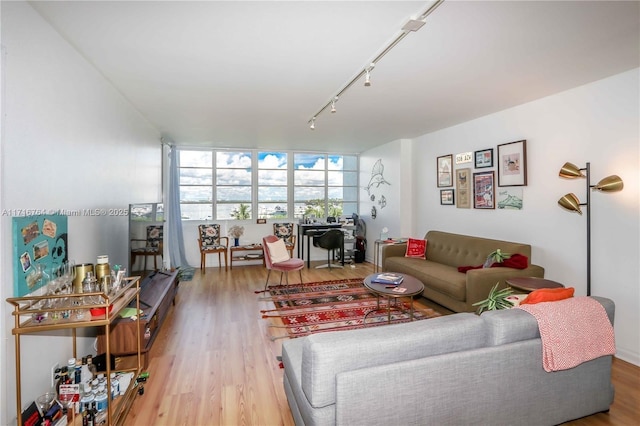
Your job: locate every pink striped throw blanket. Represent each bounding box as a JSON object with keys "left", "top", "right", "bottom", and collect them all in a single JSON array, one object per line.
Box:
[{"left": 517, "top": 297, "right": 615, "bottom": 372}]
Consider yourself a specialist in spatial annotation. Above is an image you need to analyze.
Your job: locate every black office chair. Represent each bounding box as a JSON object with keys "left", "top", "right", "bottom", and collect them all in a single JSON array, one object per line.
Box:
[{"left": 313, "top": 229, "right": 344, "bottom": 270}]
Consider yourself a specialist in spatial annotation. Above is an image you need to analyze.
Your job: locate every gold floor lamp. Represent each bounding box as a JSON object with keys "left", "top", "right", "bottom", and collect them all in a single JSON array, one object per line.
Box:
[{"left": 557, "top": 162, "right": 623, "bottom": 296}]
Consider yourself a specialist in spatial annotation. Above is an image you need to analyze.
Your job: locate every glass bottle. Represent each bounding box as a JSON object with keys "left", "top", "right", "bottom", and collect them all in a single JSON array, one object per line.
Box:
[
  {"left": 94, "top": 384, "right": 108, "bottom": 412},
  {"left": 75, "top": 359, "right": 82, "bottom": 384}
]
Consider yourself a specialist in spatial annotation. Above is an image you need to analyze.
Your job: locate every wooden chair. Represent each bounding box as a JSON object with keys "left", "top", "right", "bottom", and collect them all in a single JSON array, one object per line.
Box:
[
  {"left": 198, "top": 224, "right": 228, "bottom": 271},
  {"left": 130, "top": 225, "right": 164, "bottom": 271},
  {"left": 273, "top": 223, "right": 296, "bottom": 258},
  {"left": 262, "top": 235, "right": 304, "bottom": 291}
]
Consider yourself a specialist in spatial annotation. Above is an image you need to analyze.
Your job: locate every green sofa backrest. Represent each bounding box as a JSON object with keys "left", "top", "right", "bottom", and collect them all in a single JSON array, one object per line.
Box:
[{"left": 424, "top": 230, "right": 533, "bottom": 268}]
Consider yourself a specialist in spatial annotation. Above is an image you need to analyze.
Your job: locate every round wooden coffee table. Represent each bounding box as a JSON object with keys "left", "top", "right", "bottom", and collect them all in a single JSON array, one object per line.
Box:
[
  {"left": 506, "top": 277, "right": 565, "bottom": 293},
  {"left": 363, "top": 273, "right": 424, "bottom": 323}
]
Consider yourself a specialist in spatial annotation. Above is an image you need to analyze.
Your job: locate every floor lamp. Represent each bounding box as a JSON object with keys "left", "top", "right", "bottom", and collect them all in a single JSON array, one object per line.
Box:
[{"left": 557, "top": 162, "right": 623, "bottom": 296}]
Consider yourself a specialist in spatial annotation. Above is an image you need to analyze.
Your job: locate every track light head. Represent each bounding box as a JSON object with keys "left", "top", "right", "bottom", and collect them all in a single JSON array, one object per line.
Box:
[
  {"left": 364, "top": 70, "right": 371, "bottom": 87},
  {"left": 364, "top": 63, "right": 375, "bottom": 87},
  {"left": 331, "top": 97, "right": 338, "bottom": 113},
  {"left": 310, "top": 117, "right": 316, "bottom": 130}
]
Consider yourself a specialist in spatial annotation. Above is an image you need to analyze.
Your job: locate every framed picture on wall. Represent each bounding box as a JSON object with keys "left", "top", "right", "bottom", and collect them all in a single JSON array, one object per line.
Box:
[
  {"left": 440, "top": 189, "right": 454, "bottom": 205},
  {"left": 456, "top": 168, "right": 471, "bottom": 209},
  {"left": 437, "top": 154, "right": 453, "bottom": 187},
  {"left": 497, "top": 140, "right": 527, "bottom": 186},
  {"left": 474, "top": 149, "right": 493, "bottom": 168},
  {"left": 473, "top": 171, "right": 495, "bottom": 209}
]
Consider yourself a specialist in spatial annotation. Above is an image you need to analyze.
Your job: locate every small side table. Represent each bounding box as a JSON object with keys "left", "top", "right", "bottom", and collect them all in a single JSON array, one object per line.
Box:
[
  {"left": 229, "top": 244, "right": 265, "bottom": 269},
  {"left": 363, "top": 273, "right": 424, "bottom": 323},
  {"left": 506, "top": 277, "right": 564, "bottom": 293},
  {"left": 373, "top": 238, "right": 407, "bottom": 272}
]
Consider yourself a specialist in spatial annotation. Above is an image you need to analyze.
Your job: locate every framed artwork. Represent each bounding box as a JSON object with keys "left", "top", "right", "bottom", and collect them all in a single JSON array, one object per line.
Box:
[
  {"left": 456, "top": 168, "right": 471, "bottom": 209},
  {"left": 474, "top": 149, "right": 493, "bottom": 168},
  {"left": 440, "top": 189, "right": 455, "bottom": 205},
  {"left": 437, "top": 154, "right": 453, "bottom": 187},
  {"left": 497, "top": 140, "right": 527, "bottom": 186},
  {"left": 473, "top": 171, "right": 495, "bottom": 209},
  {"left": 12, "top": 214, "right": 68, "bottom": 296}
]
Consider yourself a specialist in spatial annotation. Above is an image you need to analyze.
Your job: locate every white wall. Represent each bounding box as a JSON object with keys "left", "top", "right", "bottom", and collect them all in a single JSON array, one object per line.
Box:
[
  {"left": 365, "top": 69, "right": 639, "bottom": 366},
  {"left": 0, "top": 2, "right": 161, "bottom": 424}
]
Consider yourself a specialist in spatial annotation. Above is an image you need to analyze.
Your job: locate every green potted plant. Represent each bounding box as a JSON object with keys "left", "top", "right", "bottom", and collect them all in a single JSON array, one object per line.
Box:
[
  {"left": 472, "top": 282, "right": 514, "bottom": 314},
  {"left": 483, "top": 248, "right": 511, "bottom": 268}
]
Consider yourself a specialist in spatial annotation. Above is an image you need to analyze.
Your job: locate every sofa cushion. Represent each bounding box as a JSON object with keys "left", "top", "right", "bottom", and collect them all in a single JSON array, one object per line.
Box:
[
  {"left": 405, "top": 238, "right": 427, "bottom": 258},
  {"left": 300, "top": 313, "right": 486, "bottom": 408},
  {"left": 384, "top": 257, "right": 466, "bottom": 301}
]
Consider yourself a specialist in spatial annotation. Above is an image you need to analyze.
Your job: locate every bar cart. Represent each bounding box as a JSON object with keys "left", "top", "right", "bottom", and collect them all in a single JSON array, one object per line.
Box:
[{"left": 6, "top": 276, "right": 143, "bottom": 425}]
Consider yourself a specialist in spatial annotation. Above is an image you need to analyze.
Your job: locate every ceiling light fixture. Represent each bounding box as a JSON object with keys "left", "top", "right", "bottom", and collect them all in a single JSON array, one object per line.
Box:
[
  {"left": 364, "top": 63, "right": 375, "bottom": 87},
  {"left": 331, "top": 97, "right": 338, "bottom": 113},
  {"left": 310, "top": 117, "right": 316, "bottom": 130},
  {"left": 307, "top": 0, "right": 444, "bottom": 130}
]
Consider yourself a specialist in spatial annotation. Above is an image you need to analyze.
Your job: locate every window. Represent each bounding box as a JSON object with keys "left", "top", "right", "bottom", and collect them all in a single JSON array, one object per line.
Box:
[
  {"left": 179, "top": 150, "right": 213, "bottom": 221},
  {"left": 178, "top": 149, "right": 358, "bottom": 221},
  {"left": 258, "top": 152, "right": 288, "bottom": 219},
  {"left": 216, "top": 151, "right": 252, "bottom": 220}
]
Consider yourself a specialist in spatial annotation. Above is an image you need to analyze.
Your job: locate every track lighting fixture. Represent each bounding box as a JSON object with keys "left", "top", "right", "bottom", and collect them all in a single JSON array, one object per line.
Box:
[
  {"left": 306, "top": 0, "right": 444, "bottom": 130},
  {"left": 364, "top": 63, "right": 375, "bottom": 87}
]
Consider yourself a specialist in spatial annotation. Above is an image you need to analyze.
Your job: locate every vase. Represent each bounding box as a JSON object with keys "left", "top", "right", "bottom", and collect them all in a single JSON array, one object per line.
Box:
[{"left": 234, "top": 238, "right": 240, "bottom": 246}]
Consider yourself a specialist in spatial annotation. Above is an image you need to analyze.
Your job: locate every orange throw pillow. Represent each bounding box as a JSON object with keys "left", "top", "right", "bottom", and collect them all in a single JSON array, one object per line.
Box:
[
  {"left": 405, "top": 238, "right": 427, "bottom": 259},
  {"left": 520, "top": 287, "right": 575, "bottom": 305}
]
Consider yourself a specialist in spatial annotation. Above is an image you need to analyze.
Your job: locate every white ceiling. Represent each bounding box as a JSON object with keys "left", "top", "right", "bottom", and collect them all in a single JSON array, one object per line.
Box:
[{"left": 30, "top": 1, "right": 639, "bottom": 154}]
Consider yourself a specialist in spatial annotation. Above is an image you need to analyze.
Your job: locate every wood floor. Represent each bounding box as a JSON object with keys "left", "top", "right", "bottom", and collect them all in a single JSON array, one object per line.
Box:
[{"left": 124, "top": 262, "right": 639, "bottom": 426}]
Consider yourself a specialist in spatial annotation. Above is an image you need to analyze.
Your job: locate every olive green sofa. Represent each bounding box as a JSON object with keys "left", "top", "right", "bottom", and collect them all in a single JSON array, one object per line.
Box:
[{"left": 381, "top": 231, "right": 545, "bottom": 313}]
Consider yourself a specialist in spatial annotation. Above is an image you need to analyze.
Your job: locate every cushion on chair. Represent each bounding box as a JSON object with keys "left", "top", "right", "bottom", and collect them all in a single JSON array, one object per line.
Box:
[
  {"left": 274, "top": 223, "right": 294, "bottom": 244},
  {"left": 146, "top": 225, "right": 163, "bottom": 248},
  {"left": 267, "top": 238, "right": 291, "bottom": 263},
  {"left": 199, "top": 224, "right": 223, "bottom": 248}
]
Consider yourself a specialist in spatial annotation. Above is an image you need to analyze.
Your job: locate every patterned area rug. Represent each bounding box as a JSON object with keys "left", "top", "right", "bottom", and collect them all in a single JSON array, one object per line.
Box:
[{"left": 258, "top": 278, "right": 441, "bottom": 339}]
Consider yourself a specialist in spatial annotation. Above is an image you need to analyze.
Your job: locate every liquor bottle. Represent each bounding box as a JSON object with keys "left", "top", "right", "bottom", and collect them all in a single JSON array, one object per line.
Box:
[{"left": 75, "top": 359, "right": 82, "bottom": 384}]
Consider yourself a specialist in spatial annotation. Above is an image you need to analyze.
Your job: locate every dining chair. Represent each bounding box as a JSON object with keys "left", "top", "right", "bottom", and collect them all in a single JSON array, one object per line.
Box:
[
  {"left": 273, "top": 223, "right": 296, "bottom": 258},
  {"left": 198, "top": 224, "right": 228, "bottom": 271},
  {"left": 130, "top": 225, "right": 163, "bottom": 271},
  {"left": 262, "top": 235, "right": 304, "bottom": 291}
]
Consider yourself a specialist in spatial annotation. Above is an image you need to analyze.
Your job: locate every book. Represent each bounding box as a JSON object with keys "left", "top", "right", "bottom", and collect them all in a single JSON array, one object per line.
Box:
[{"left": 371, "top": 273, "right": 404, "bottom": 285}]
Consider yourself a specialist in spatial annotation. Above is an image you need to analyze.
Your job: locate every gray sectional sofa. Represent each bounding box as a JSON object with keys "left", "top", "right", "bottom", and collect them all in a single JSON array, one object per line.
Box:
[
  {"left": 282, "top": 297, "right": 615, "bottom": 426},
  {"left": 381, "top": 231, "right": 545, "bottom": 312}
]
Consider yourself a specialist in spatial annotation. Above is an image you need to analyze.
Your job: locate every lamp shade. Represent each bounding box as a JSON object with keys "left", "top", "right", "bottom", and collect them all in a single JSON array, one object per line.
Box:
[
  {"left": 558, "top": 193, "right": 583, "bottom": 214},
  {"left": 594, "top": 175, "right": 624, "bottom": 192},
  {"left": 559, "top": 162, "right": 585, "bottom": 179}
]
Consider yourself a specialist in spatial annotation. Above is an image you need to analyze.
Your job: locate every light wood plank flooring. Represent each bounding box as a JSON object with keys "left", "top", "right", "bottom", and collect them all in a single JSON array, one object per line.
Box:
[{"left": 124, "top": 262, "right": 639, "bottom": 425}]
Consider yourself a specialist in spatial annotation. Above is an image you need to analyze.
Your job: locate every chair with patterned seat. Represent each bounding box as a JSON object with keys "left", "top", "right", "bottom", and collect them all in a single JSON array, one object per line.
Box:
[
  {"left": 130, "top": 225, "right": 164, "bottom": 271},
  {"left": 273, "top": 223, "right": 296, "bottom": 258},
  {"left": 198, "top": 224, "right": 228, "bottom": 271}
]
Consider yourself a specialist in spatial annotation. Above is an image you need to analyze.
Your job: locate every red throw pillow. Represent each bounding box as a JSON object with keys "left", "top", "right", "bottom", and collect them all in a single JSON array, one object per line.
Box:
[
  {"left": 405, "top": 238, "right": 427, "bottom": 259},
  {"left": 519, "top": 287, "right": 575, "bottom": 305}
]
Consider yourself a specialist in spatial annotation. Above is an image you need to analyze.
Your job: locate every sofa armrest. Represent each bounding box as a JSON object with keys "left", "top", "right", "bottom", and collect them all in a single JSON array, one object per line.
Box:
[
  {"left": 465, "top": 265, "right": 545, "bottom": 312},
  {"left": 380, "top": 243, "right": 407, "bottom": 271}
]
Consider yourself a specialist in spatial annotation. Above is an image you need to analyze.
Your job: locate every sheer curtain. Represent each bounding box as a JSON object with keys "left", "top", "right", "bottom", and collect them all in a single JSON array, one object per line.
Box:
[{"left": 167, "top": 146, "right": 191, "bottom": 268}]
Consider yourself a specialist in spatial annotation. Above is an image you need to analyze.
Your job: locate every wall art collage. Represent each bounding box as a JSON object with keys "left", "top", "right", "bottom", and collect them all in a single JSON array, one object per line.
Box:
[{"left": 437, "top": 140, "right": 527, "bottom": 210}]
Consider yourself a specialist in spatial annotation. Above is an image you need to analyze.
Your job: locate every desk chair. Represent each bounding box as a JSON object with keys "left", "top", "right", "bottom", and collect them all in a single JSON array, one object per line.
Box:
[
  {"left": 263, "top": 235, "right": 304, "bottom": 291},
  {"left": 131, "top": 225, "right": 163, "bottom": 271},
  {"left": 313, "top": 229, "right": 344, "bottom": 270},
  {"left": 273, "top": 223, "right": 296, "bottom": 258},
  {"left": 198, "top": 224, "right": 228, "bottom": 271}
]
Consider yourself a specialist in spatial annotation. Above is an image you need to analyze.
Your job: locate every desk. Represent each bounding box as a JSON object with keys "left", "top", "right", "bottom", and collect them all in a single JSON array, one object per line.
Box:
[{"left": 297, "top": 223, "right": 343, "bottom": 268}]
